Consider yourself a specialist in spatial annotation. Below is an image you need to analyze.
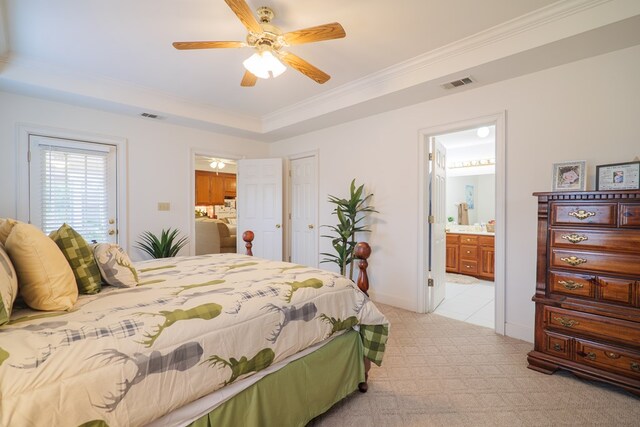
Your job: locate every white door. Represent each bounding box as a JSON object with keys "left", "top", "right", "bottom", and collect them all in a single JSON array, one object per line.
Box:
[
  {"left": 29, "top": 135, "right": 118, "bottom": 243},
  {"left": 428, "top": 137, "right": 447, "bottom": 312},
  {"left": 237, "top": 158, "right": 283, "bottom": 260},
  {"left": 290, "top": 156, "right": 317, "bottom": 267}
]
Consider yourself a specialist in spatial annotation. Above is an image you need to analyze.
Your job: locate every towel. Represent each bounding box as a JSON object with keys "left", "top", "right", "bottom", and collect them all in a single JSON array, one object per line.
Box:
[{"left": 458, "top": 203, "right": 469, "bottom": 225}]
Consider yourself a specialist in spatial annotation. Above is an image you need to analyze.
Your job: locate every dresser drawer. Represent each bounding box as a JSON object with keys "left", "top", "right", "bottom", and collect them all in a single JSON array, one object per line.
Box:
[
  {"left": 620, "top": 203, "right": 640, "bottom": 227},
  {"left": 551, "top": 203, "right": 617, "bottom": 227},
  {"left": 543, "top": 331, "right": 572, "bottom": 360},
  {"left": 460, "top": 245, "right": 478, "bottom": 260},
  {"left": 597, "top": 276, "right": 635, "bottom": 306},
  {"left": 550, "top": 249, "right": 640, "bottom": 276},
  {"left": 575, "top": 340, "right": 640, "bottom": 379},
  {"left": 548, "top": 271, "right": 595, "bottom": 299},
  {"left": 549, "top": 229, "right": 640, "bottom": 253},
  {"left": 544, "top": 306, "right": 640, "bottom": 347},
  {"left": 478, "top": 235, "right": 494, "bottom": 246},
  {"left": 459, "top": 260, "right": 478, "bottom": 274},
  {"left": 459, "top": 235, "right": 478, "bottom": 245}
]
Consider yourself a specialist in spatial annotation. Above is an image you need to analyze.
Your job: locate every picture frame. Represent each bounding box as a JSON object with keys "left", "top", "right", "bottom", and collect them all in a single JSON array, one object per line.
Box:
[
  {"left": 595, "top": 161, "right": 640, "bottom": 191},
  {"left": 552, "top": 160, "right": 587, "bottom": 192}
]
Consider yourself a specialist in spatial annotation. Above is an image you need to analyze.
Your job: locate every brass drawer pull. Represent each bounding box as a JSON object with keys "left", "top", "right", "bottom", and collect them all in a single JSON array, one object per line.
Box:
[
  {"left": 604, "top": 351, "right": 621, "bottom": 360},
  {"left": 583, "top": 352, "right": 597, "bottom": 361},
  {"left": 631, "top": 363, "right": 640, "bottom": 373},
  {"left": 568, "top": 209, "right": 596, "bottom": 220},
  {"left": 560, "top": 256, "right": 587, "bottom": 267},
  {"left": 558, "top": 280, "right": 584, "bottom": 290},
  {"left": 553, "top": 343, "right": 563, "bottom": 352},
  {"left": 553, "top": 316, "right": 580, "bottom": 328},
  {"left": 561, "top": 233, "right": 588, "bottom": 244}
]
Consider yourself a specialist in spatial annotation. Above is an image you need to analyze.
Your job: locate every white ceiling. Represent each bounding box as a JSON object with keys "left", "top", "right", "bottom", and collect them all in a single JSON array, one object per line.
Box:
[
  {"left": 195, "top": 155, "right": 237, "bottom": 173},
  {"left": 1, "top": 0, "right": 639, "bottom": 141}
]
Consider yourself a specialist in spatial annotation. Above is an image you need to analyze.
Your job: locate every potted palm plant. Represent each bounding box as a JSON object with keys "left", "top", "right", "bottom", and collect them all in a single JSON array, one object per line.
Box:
[{"left": 321, "top": 179, "right": 377, "bottom": 280}]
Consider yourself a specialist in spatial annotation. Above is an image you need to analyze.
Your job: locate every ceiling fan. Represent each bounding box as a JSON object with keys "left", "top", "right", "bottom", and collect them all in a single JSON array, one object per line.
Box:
[{"left": 172, "top": 0, "right": 346, "bottom": 87}]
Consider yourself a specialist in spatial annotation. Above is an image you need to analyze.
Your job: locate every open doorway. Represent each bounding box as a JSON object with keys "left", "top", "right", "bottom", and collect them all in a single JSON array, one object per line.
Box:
[
  {"left": 418, "top": 113, "right": 505, "bottom": 335},
  {"left": 191, "top": 154, "right": 239, "bottom": 256},
  {"left": 434, "top": 126, "right": 496, "bottom": 328}
]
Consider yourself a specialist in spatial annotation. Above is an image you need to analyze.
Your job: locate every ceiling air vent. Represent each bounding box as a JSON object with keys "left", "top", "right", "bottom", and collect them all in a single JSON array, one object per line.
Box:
[
  {"left": 442, "top": 76, "right": 474, "bottom": 90},
  {"left": 140, "top": 112, "right": 159, "bottom": 119}
]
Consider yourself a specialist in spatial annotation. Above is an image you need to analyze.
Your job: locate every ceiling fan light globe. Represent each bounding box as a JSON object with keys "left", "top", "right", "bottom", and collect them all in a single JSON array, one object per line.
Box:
[
  {"left": 218, "top": 162, "right": 226, "bottom": 169},
  {"left": 243, "top": 51, "right": 286, "bottom": 79}
]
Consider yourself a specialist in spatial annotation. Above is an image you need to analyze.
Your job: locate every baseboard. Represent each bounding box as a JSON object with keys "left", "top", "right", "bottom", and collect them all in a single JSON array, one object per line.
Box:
[
  {"left": 368, "top": 290, "right": 416, "bottom": 312},
  {"left": 505, "top": 322, "right": 534, "bottom": 343}
]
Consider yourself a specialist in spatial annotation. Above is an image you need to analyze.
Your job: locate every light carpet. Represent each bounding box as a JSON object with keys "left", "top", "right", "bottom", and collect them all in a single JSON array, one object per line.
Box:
[{"left": 308, "top": 303, "right": 640, "bottom": 426}]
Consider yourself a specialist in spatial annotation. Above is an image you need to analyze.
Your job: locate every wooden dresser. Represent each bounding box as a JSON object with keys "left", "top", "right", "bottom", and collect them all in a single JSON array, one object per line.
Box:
[{"left": 528, "top": 190, "right": 640, "bottom": 395}]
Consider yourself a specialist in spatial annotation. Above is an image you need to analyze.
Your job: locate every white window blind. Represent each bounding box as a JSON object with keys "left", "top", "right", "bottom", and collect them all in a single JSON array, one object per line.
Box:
[{"left": 29, "top": 136, "right": 117, "bottom": 243}]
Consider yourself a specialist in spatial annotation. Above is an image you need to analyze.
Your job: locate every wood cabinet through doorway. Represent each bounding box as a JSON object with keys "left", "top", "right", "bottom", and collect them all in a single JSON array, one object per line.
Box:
[
  {"left": 446, "top": 232, "right": 495, "bottom": 281},
  {"left": 195, "top": 171, "right": 236, "bottom": 205}
]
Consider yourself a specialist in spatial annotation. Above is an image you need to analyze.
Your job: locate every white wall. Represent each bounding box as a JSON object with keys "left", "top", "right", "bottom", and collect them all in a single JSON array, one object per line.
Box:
[
  {"left": 269, "top": 45, "right": 640, "bottom": 342},
  {"left": 0, "top": 91, "right": 269, "bottom": 259}
]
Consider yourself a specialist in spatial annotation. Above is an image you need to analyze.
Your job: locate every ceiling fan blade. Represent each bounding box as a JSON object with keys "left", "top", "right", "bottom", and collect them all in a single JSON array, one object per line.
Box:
[
  {"left": 283, "top": 23, "right": 346, "bottom": 45},
  {"left": 281, "top": 52, "right": 330, "bottom": 84},
  {"left": 172, "top": 41, "right": 244, "bottom": 50},
  {"left": 241, "top": 70, "right": 258, "bottom": 87},
  {"left": 224, "top": 0, "right": 262, "bottom": 34}
]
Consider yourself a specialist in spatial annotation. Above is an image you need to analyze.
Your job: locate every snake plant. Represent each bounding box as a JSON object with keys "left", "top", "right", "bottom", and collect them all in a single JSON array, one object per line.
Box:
[{"left": 135, "top": 228, "right": 188, "bottom": 259}]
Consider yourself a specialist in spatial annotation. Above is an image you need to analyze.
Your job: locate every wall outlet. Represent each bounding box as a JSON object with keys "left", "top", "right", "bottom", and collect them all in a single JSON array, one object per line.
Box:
[{"left": 157, "top": 202, "right": 170, "bottom": 211}]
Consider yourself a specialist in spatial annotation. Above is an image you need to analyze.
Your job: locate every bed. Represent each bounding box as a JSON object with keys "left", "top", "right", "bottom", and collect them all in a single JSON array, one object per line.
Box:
[{"left": 0, "top": 237, "right": 388, "bottom": 426}]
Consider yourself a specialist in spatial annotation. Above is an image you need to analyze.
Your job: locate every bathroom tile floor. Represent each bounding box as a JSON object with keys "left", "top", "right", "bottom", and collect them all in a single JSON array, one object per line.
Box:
[{"left": 434, "top": 273, "right": 494, "bottom": 328}]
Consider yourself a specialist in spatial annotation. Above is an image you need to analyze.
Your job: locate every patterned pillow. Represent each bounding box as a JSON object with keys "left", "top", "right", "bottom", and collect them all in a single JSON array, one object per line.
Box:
[
  {"left": 93, "top": 243, "right": 139, "bottom": 288},
  {"left": 5, "top": 223, "right": 78, "bottom": 311},
  {"left": 0, "top": 243, "right": 18, "bottom": 325},
  {"left": 50, "top": 224, "right": 102, "bottom": 294}
]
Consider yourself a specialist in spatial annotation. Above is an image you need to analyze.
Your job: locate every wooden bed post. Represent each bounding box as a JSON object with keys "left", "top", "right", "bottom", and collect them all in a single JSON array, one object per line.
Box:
[
  {"left": 354, "top": 241, "right": 372, "bottom": 393},
  {"left": 354, "top": 242, "right": 371, "bottom": 296},
  {"left": 242, "top": 230, "right": 254, "bottom": 256}
]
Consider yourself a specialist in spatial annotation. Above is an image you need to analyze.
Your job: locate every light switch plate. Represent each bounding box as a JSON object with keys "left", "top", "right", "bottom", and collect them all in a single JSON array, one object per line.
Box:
[{"left": 158, "top": 202, "right": 170, "bottom": 211}]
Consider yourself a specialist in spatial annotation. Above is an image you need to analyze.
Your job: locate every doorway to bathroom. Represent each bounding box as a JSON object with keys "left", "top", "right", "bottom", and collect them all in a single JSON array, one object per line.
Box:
[
  {"left": 418, "top": 113, "right": 506, "bottom": 334},
  {"left": 434, "top": 125, "right": 496, "bottom": 329}
]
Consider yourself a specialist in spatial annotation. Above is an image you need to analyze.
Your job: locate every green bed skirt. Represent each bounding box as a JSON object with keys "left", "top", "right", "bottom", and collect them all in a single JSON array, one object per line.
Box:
[{"left": 188, "top": 330, "right": 365, "bottom": 427}]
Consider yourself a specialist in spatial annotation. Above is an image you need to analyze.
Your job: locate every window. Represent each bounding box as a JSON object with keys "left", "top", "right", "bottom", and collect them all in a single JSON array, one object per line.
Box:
[{"left": 29, "top": 135, "right": 118, "bottom": 243}]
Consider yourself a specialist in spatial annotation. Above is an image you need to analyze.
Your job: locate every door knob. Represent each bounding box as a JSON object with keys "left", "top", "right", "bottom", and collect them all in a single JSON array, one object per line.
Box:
[
  {"left": 108, "top": 229, "right": 115, "bottom": 236},
  {"left": 108, "top": 219, "right": 115, "bottom": 225},
  {"left": 275, "top": 224, "right": 281, "bottom": 229},
  {"left": 308, "top": 224, "right": 314, "bottom": 229}
]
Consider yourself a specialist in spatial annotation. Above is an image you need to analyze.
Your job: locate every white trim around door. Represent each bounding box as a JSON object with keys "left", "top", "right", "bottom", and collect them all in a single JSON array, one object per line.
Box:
[
  {"left": 417, "top": 112, "right": 506, "bottom": 335},
  {"left": 16, "top": 123, "right": 129, "bottom": 249}
]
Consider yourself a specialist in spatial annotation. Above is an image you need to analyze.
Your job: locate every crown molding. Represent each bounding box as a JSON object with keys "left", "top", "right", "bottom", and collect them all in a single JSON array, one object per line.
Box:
[{"left": 262, "top": 0, "right": 638, "bottom": 132}]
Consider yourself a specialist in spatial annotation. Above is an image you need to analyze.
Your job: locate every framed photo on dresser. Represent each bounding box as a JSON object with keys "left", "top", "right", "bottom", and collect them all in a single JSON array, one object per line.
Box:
[
  {"left": 596, "top": 161, "right": 640, "bottom": 190},
  {"left": 552, "top": 160, "right": 587, "bottom": 191}
]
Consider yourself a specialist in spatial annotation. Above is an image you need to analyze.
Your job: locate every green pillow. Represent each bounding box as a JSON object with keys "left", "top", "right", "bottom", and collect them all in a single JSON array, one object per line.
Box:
[
  {"left": 0, "top": 243, "right": 18, "bottom": 325},
  {"left": 50, "top": 224, "right": 102, "bottom": 294}
]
